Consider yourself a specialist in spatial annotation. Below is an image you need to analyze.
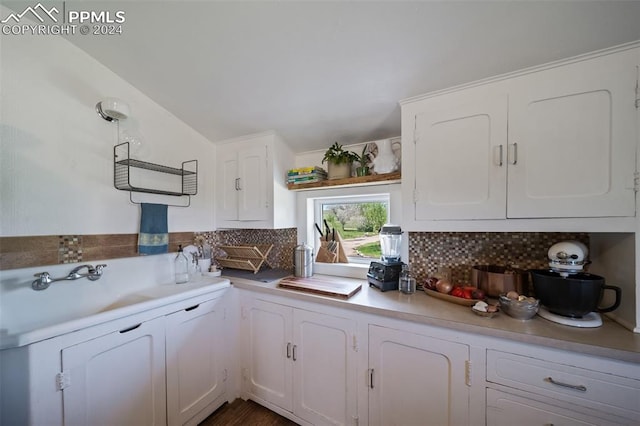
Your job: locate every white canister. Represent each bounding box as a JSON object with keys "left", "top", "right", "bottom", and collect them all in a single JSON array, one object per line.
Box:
[{"left": 294, "top": 243, "right": 313, "bottom": 277}]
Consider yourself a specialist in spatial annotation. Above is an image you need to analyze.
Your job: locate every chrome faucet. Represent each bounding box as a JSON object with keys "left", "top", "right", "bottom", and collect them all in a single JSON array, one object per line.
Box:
[{"left": 32, "top": 264, "right": 107, "bottom": 291}]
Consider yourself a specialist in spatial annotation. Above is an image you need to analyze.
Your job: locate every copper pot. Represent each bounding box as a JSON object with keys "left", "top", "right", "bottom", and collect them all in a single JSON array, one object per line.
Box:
[{"left": 471, "top": 265, "right": 529, "bottom": 297}]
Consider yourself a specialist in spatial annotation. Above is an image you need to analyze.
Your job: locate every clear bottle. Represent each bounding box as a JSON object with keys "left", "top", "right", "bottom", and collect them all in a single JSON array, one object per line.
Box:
[
  {"left": 175, "top": 245, "right": 189, "bottom": 284},
  {"left": 399, "top": 264, "right": 416, "bottom": 294}
]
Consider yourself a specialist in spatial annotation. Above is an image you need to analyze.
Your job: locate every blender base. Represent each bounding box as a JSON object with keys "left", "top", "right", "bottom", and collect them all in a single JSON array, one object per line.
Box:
[
  {"left": 367, "top": 261, "right": 403, "bottom": 292},
  {"left": 538, "top": 306, "right": 602, "bottom": 328}
]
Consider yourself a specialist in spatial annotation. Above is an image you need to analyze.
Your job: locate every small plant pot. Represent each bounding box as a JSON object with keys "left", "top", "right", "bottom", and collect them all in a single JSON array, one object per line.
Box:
[
  {"left": 328, "top": 162, "right": 352, "bottom": 180},
  {"left": 355, "top": 166, "right": 369, "bottom": 177}
]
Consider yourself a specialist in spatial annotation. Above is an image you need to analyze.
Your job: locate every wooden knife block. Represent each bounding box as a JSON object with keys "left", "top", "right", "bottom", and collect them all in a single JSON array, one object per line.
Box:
[{"left": 315, "top": 232, "right": 348, "bottom": 263}]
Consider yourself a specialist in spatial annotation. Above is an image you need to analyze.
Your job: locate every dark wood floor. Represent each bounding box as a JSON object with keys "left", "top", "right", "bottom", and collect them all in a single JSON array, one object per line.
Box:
[{"left": 199, "top": 399, "right": 299, "bottom": 426}]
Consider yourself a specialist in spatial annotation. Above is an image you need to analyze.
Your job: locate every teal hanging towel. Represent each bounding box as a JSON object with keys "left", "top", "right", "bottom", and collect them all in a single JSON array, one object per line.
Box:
[{"left": 138, "top": 203, "right": 168, "bottom": 254}]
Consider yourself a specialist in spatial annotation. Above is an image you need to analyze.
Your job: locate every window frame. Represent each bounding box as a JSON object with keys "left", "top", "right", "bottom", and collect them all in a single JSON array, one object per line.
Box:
[
  {"left": 313, "top": 194, "right": 390, "bottom": 264},
  {"left": 296, "top": 183, "right": 404, "bottom": 279}
]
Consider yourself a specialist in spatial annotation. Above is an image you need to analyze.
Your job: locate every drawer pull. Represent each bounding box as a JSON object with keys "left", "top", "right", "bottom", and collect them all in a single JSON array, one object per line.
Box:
[
  {"left": 119, "top": 323, "right": 141, "bottom": 334},
  {"left": 544, "top": 376, "right": 587, "bottom": 392}
]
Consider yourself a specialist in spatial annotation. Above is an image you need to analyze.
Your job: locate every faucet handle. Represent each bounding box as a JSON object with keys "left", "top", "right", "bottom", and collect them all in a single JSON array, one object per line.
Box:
[
  {"left": 32, "top": 272, "right": 52, "bottom": 290},
  {"left": 87, "top": 264, "right": 107, "bottom": 281},
  {"left": 33, "top": 271, "right": 51, "bottom": 279}
]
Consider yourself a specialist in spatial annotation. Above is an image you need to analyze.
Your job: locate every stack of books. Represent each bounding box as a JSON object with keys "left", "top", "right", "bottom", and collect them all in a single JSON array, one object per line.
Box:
[{"left": 287, "top": 166, "right": 327, "bottom": 185}]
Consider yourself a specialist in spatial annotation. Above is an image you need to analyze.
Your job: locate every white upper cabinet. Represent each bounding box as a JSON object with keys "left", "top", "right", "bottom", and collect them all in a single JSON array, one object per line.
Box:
[
  {"left": 506, "top": 49, "right": 638, "bottom": 218},
  {"left": 402, "top": 44, "right": 639, "bottom": 230},
  {"left": 413, "top": 85, "right": 508, "bottom": 220},
  {"left": 215, "top": 131, "right": 296, "bottom": 229}
]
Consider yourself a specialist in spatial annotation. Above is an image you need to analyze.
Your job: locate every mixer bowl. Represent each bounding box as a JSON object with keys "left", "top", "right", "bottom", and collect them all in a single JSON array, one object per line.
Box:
[{"left": 530, "top": 269, "right": 621, "bottom": 318}]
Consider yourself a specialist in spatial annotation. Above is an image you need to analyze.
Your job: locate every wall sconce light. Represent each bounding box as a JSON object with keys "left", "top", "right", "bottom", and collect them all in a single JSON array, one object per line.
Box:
[{"left": 96, "top": 98, "right": 130, "bottom": 121}]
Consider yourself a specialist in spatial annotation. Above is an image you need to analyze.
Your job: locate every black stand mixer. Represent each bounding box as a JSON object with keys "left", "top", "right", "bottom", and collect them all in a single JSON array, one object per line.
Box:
[{"left": 531, "top": 241, "right": 621, "bottom": 328}]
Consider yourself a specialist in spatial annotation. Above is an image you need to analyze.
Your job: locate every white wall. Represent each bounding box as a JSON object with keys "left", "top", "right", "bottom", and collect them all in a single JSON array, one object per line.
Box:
[{"left": 0, "top": 5, "right": 216, "bottom": 236}]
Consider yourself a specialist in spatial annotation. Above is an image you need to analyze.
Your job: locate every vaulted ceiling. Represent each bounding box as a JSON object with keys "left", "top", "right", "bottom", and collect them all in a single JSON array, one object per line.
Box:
[{"left": 64, "top": 1, "right": 640, "bottom": 152}]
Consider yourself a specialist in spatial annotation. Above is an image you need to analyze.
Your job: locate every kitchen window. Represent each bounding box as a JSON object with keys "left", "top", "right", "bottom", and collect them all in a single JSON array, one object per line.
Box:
[
  {"left": 313, "top": 194, "right": 390, "bottom": 264},
  {"left": 297, "top": 182, "right": 402, "bottom": 278}
]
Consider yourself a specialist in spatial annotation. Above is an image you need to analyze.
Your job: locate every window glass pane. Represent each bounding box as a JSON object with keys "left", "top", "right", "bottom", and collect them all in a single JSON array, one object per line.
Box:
[{"left": 319, "top": 199, "right": 388, "bottom": 262}]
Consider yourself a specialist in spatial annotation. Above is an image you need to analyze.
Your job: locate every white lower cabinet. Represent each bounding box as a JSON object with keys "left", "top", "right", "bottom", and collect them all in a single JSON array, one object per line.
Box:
[
  {"left": 61, "top": 317, "right": 167, "bottom": 426},
  {"left": 486, "top": 349, "right": 640, "bottom": 425},
  {"left": 486, "top": 388, "right": 600, "bottom": 426},
  {"left": 368, "top": 325, "right": 470, "bottom": 426},
  {"left": 241, "top": 297, "right": 358, "bottom": 426},
  {"left": 56, "top": 294, "right": 229, "bottom": 426},
  {"left": 166, "top": 299, "right": 227, "bottom": 426}
]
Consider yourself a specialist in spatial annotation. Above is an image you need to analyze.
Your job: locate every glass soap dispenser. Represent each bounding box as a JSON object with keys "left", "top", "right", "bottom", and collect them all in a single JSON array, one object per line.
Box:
[
  {"left": 399, "top": 264, "right": 416, "bottom": 294},
  {"left": 175, "top": 244, "right": 189, "bottom": 284}
]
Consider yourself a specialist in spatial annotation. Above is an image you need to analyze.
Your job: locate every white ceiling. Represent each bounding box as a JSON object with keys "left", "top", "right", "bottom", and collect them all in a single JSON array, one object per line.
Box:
[{"left": 64, "top": 0, "right": 640, "bottom": 152}]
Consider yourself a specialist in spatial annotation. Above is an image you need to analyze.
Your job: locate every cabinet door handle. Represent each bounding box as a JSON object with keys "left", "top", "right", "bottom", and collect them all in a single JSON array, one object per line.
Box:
[
  {"left": 369, "top": 368, "right": 374, "bottom": 389},
  {"left": 185, "top": 304, "right": 200, "bottom": 312},
  {"left": 286, "top": 342, "right": 291, "bottom": 359},
  {"left": 544, "top": 376, "right": 587, "bottom": 392},
  {"left": 493, "top": 145, "right": 503, "bottom": 167},
  {"left": 119, "top": 323, "right": 141, "bottom": 334},
  {"left": 292, "top": 344, "right": 297, "bottom": 361},
  {"left": 235, "top": 178, "right": 240, "bottom": 190},
  {"left": 508, "top": 142, "right": 518, "bottom": 165}
]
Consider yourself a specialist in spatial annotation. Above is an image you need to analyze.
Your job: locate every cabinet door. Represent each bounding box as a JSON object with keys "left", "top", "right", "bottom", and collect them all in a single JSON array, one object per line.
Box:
[
  {"left": 243, "top": 299, "right": 293, "bottom": 412},
  {"left": 368, "top": 325, "right": 469, "bottom": 426},
  {"left": 216, "top": 148, "right": 239, "bottom": 221},
  {"left": 166, "top": 299, "right": 226, "bottom": 426},
  {"left": 61, "top": 318, "right": 166, "bottom": 426},
  {"left": 486, "top": 388, "right": 600, "bottom": 426},
  {"left": 293, "top": 309, "right": 358, "bottom": 426},
  {"left": 413, "top": 87, "right": 508, "bottom": 220},
  {"left": 238, "top": 145, "right": 269, "bottom": 221},
  {"left": 507, "top": 48, "right": 638, "bottom": 218}
]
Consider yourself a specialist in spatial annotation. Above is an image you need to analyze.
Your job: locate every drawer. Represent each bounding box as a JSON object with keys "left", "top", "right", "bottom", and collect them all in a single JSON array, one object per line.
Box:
[
  {"left": 487, "top": 388, "right": 604, "bottom": 426},
  {"left": 486, "top": 350, "right": 640, "bottom": 421}
]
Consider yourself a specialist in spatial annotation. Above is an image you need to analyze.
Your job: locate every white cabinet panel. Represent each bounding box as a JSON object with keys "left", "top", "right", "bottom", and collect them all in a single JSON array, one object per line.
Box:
[
  {"left": 238, "top": 146, "right": 268, "bottom": 221},
  {"left": 368, "top": 325, "right": 469, "bottom": 426},
  {"left": 243, "top": 299, "right": 293, "bottom": 411},
  {"left": 414, "top": 89, "right": 507, "bottom": 220},
  {"left": 507, "top": 48, "right": 638, "bottom": 218},
  {"left": 293, "top": 309, "right": 357, "bottom": 426},
  {"left": 217, "top": 150, "right": 239, "bottom": 222},
  {"left": 166, "top": 299, "right": 226, "bottom": 426},
  {"left": 61, "top": 318, "right": 166, "bottom": 426},
  {"left": 487, "top": 388, "right": 600, "bottom": 426},
  {"left": 242, "top": 296, "right": 358, "bottom": 426},
  {"left": 215, "top": 131, "right": 295, "bottom": 229}
]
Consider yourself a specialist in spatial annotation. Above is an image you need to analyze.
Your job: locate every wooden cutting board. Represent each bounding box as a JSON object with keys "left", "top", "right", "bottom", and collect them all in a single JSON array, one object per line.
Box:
[{"left": 278, "top": 275, "right": 362, "bottom": 299}]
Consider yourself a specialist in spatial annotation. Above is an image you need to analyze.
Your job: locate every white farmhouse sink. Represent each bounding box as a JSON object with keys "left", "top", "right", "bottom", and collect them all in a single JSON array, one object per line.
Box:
[{"left": 0, "top": 256, "right": 230, "bottom": 349}]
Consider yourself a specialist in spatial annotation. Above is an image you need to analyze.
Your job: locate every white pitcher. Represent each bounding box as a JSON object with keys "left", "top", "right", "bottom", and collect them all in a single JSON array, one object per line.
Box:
[{"left": 371, "top": 139, "right": 400, "bottom": 174}]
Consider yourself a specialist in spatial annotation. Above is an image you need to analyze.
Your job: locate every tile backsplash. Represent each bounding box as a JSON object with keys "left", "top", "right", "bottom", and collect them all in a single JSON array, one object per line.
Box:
[
  {"left": 409, "top": 232, "right": 589, "bottom": 285},
  {"left": 0, "top": 229, "right": 297, "bottom": 271},
  {"left": 196, "top": 228, "right": 298, "bottom": 271},
  {"left": 2, "top": 230, "right": 587, "bottom": 279}
]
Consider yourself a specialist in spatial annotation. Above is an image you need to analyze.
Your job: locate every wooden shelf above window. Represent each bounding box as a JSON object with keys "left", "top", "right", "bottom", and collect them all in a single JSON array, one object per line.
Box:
[{"left": 287, "top": 171, "right": 401, "bottom": 191}]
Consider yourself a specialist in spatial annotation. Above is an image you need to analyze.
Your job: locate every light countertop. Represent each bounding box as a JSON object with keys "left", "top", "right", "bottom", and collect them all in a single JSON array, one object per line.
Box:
[{"left": 228, "top": 274, "right": 640, "bottom": 364}]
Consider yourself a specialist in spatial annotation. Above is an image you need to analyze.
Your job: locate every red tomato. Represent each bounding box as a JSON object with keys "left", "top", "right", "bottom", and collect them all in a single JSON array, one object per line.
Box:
[
  {"left": 451, "top": 286, "right": 465, "bottom": 298},
  {"left": 463, "top": 288, "right": 474, "bottom": 299}
]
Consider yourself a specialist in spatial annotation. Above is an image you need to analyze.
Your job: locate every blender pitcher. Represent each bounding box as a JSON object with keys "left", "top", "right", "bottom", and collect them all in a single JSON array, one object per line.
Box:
[{"left": 379, "top": 224, "right": 402, "bottom": 263}]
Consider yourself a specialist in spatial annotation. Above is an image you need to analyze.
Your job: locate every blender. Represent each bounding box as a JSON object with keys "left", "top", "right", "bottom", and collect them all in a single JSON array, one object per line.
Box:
[{"left": 367, "top": 224, "right": 404, "bottom": 291}]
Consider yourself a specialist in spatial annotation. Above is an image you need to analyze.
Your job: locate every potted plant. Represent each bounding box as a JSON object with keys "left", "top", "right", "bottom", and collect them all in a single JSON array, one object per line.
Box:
[
  {"left": 354, "top": 144, "right": 370, "bottom": 177},
  {"left": 322, "top": 142, "right": 358, "bottom": 180}
]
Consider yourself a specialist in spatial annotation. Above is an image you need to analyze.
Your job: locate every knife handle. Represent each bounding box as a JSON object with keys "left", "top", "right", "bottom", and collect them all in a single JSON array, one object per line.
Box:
[{"left": 314, "top": 223, "right": 324, "bottom": 237}]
